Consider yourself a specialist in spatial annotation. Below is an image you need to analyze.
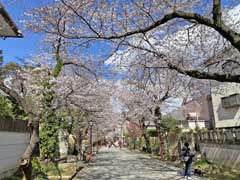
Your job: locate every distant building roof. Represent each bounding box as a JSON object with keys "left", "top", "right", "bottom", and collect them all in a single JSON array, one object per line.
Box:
[
  {"left": 167, "top": 94, "right": 212, "bottom": 122},
  {"left": 167, "top": 108, "right": 185, "bottom": 121},
  {"left": 182, "top": 95, "right": 212, "bottom": 121},
  {"left": 0, "top": 3, "right": 23, "bottom": 38}
]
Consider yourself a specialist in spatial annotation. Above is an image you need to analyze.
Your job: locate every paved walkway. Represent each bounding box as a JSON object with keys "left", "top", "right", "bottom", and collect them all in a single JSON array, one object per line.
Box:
[{"left": 74, "top": 147, "right": 204, "bottom": 180}]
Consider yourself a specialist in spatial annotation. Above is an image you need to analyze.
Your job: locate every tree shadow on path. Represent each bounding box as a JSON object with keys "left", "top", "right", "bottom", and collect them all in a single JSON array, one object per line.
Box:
[{"left": 74, "top": 148, "right": 203, "bottom": 180}]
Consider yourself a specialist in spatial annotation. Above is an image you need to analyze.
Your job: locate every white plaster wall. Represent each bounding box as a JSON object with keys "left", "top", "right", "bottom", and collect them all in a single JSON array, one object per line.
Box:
[
  {"left": 211, "top": 83, "right": 240, "bottom": 128},
  {"left": 0, "top": 132, "right": 29, "bottom": 179},
  {"left": 188, "top": 121, "right": 206, "bottom": 129}
]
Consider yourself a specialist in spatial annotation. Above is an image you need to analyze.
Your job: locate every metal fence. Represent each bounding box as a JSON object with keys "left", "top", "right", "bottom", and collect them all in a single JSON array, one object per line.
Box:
[{"left": 0, "top": 119, "right": 29, "bottom": 133}]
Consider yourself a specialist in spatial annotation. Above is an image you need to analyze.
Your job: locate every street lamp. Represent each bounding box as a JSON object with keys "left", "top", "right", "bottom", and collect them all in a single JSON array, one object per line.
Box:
[{"left": 89, "top": 120, "right": 93, "bottom": 161}]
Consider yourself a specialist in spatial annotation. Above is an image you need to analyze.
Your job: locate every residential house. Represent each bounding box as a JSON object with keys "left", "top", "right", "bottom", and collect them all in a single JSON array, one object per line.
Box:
[
  {"left": 211, "top": 83, "right": 240, "bottom": 128},
  {"left": 167, "top": 95, "right": 214, "bottom": 131}
]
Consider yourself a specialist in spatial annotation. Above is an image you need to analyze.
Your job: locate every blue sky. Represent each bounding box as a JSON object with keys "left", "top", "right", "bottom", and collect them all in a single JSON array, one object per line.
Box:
[
  {"left": 0, "top": 0, "right": 239, "bottom": 65},
  {"left": 0, "top": 0, "right": 113, "bottom": 65},
  {"left": 0, "top": 1, "right": 45, "bottom": 64}
]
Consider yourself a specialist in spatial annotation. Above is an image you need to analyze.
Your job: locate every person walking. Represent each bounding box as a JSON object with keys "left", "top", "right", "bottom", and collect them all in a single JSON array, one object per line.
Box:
[
  {"left": 118, "top": 140, "right": 122, "bottom": 149},
  {"left": 181, "top": 142, "right": 195, "bottom": 179}
]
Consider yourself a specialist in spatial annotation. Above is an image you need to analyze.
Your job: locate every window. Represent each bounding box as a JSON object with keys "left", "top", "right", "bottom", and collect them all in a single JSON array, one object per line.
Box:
[{"left": 221, "top": 93, "right": 240, "bottom": 108}]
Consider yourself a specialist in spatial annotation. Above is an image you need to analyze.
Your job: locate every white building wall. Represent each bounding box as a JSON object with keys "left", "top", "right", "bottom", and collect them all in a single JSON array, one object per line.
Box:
[
  {"left": 188, "top": 121, "right": 206, "bottom": 129},
  {"left": 0, "top": 132, "right": 29, "bottom": 179},
  {"left": 211, "top": 83, "right": 240, "bottom": 128}
]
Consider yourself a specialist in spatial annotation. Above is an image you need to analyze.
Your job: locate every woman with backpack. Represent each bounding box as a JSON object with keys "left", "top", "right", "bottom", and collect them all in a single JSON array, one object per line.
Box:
[{"left": 181, "top": 142, "right": 195, "bottom": 179}]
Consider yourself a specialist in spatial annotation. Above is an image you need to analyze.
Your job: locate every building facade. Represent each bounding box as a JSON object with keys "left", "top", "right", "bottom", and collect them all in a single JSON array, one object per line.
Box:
[
  {"left": 167, "top": 95, "right": 215, "bottom": 130},
  {"left": 211, "top": 83, "right": 240, "bottom": 128}
]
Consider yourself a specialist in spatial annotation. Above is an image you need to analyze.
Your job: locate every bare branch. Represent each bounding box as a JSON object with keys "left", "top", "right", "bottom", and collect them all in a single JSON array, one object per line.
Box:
[
  {"left": 213, "top": 0, "right": 222, "bottom": 25},
  {"left": 168, "top": 63, "right": 240, "bottom": 83}
]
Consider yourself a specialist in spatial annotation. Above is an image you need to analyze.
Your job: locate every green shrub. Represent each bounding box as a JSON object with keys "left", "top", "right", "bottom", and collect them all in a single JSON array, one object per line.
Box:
[
  {"left": 147, "top": 128, "right": 158, "bottom": 137},
  {"left": 32, "top": 157, "right": 63, "bottom": 179},
  {"left": 161, "top": 116, "right": 177, "bottom": 132},
  {"left": 0, "top": 95, "right": 26, "bottom": 120},
  {"left": 151, "top": 143, "right": 160, "bottom": 154}
]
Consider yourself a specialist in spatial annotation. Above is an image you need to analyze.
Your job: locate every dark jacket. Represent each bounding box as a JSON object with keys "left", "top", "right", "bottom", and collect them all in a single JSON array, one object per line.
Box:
[{"left": 181, "top": 146, "right": 195, "bottom": 162}]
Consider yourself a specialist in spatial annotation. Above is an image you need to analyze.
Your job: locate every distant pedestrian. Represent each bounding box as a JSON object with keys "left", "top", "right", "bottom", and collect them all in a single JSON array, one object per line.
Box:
[
  {"left": 181, "top": 142, "right": 195, "bottom": 179},
  {"left": 118, "top": 140, "right": 122, "bottom": 149},
  {"left": 108, "top": 141, "right": 113, "bottom": 148}
]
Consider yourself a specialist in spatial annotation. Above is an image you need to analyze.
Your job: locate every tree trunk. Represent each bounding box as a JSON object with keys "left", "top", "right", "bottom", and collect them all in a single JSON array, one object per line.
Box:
[
  {"left": 159, "top": 133, "right": 164, "bottom": 160},
  {"left": 96, "top": 127, "right": 99, "bottom": 153},
  {"left": 75, "top": 128, "right": 82, "bottom": 159},
  {"left": 153, "top": 106, "right": 164, "bottom": 160},
  {"left": 133, "top": 139, "right": 136, "bottom": 150},
  {"left": 139, "top": 117, "right": 151, "bottom": 153},
  {"left": 155, "top": 123, "right": 164, "bottom": 160},
  {"left": 142, "top": 131, "right": 151, "bottom": 153},
  {"left": 20, "top": 116, "right": 40, "bottom": 180}
]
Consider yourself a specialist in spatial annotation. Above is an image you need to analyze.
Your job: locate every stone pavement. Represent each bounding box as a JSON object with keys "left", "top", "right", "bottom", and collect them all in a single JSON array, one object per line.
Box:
[{"left": 74, "top": 147, "right": 204, "bottom": 180}]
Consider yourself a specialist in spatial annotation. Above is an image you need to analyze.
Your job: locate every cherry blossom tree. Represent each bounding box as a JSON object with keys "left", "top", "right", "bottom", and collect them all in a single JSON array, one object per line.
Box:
[
  {"left": 23, "top": 0, "right": 240, "bottom": 83},
  {"left": 109, "top": 39, "right": 202, "bottom": 155},
  {"left": 54, "top": 75, "right": 118, "bottom": 154},
  {"left": 0, "top": 33, "right": 104, "bottom": 179},
  {"left": 114, "top": 61, "right": 188, "bottom": 156},
  {"left": 115, "top": 82, "right": 152, "bottom": 152},
  {"left": 1, "top": 1, "right": 238, "bottom": 178},
  {"left": 126, "top": 121, "right": 142, "bottom": 150},
  {"left": 0, "top": 64, "right": 53, "bottom": 178}
]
